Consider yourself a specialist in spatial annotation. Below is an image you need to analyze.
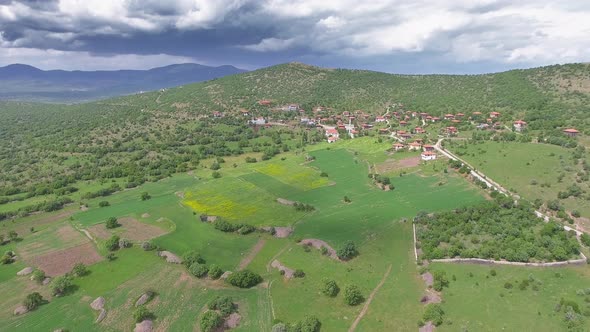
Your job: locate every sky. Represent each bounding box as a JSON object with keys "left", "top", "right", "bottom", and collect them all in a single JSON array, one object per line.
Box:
[{"left": 0, "top": 0, "right": 589, "bottom": 74}]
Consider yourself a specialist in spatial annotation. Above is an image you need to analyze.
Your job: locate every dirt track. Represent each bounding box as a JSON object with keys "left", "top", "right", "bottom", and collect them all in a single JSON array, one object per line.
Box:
[
  {"left": 237, "top": 238, "right": 266, "bottom": 270},
  {"left": 348, "top": 264, "right": 392, "bottom": 332}
]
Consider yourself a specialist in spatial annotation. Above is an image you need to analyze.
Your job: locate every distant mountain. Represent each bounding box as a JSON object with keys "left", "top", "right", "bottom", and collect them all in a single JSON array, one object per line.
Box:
[{"left": 0, "top": 63, "right": 247, "bottom": 102}]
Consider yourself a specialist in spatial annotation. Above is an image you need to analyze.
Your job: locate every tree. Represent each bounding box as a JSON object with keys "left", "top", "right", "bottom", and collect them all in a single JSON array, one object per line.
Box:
[
  {"left": 105, "top": 216, "right": 119, "bottom": 229},
  {"left": 321, "top": 278, "right": 340, "bottom": 297},
  {"left": 291, "top": 316, "right": 321, "bottom": 332},
  {"left": 433, "top": 271, "right": 449, "bottom": 291},
  {"left": 133, "top": 306, "right": 154, "bottom": 323},
  {"left": 51, "top": 275, "right": 72, "bottom": 296},
  {"left": 23, "top": 292, "right": 44, "bottom": 311},
  {"left": 208, "top": 264, "right": 223, "bottom": 279},
  {"left": 343, "top": 196, "right": 351, "bottom": 203},
  {"left": 31, "top": 269, "right": 46, "bottom": 284},
  {"left": 343, "top": 284, "right": 364, "bottom": 306},
  {"left": 105, "top": 235, "right": 120, "bottom": 251},
  {"left": 293, "top": 269, "right": 305, "bottom": 278},
  {"left": 207, "top": 296, "right": 236, "bottom": 316},
  {"left": 140, "top": 192, "right": 151, "bottom": 201},
  {"left": 337, "top": 241, "right": 359, "bottom": 260},
  {"left": 423, "top": 304, "right": 445, "bottom": 326},
  {"left": 200, "top": 310, "right": 223, "bottom": 332},
  {"left": 189, "top": 263, "right": 209, "bottom": 278},
  {"left": 71, "top": 263, "right": 89, "bottom": 277},
  {"left": 8, "top": 230, "right": 18, "bottom": 241},
  {"left": 226, "top": 270, "right": 262, "bottom": 288},
  {"left": 182, "top": 250, "right": 205, "bottom": 266}
]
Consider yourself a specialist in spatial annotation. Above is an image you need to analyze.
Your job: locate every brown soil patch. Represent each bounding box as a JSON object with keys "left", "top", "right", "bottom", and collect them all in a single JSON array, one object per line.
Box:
[
  {"left": 299, "top": 239, "right": 339, "bottom": 260},
  {"left": 375, "top": 156, "right": 421, "bottom": 173},
  {"left": 270, "top": 260, "right": 295, "bottom": 278},
  {"left": 273, "top": 227, "right": 293, "bottom": 238},
  {"left": 141, "top": 213, "right": 151, "bottom": 218},
  {"left": 224, "top": 313, "right": 241, "bottom": 329},
  {"left": 276, "top": 198, "right": 295, "bottom": 206},
  {"left": 88, "top": 217, "right": 167, "bottom": 241},
  {"left": 56, "top": 225, "right": 83, "bottom": 242},
  {"left": 420, "top": 290, "right": 441, "bottom": 304},
  {"left": 237, "top": 239, "right": 266, "bottom": 270},
  {"left": 419, "top": 321, "right": 435, "bottom": 332},
  {"left": 175, "top": 191, "right": 185, "bottom": 199},
  {"left": 31, "top": 242, "right": 103, "bottom": 276},
  {"left": 421, "top": 272, "right": 434, "bottom": 287}
]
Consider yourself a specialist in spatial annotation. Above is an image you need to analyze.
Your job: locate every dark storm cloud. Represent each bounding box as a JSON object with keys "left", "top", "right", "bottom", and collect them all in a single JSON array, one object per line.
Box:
[{"left": 0, "top": 0, "right": 589, "bottom": 72}]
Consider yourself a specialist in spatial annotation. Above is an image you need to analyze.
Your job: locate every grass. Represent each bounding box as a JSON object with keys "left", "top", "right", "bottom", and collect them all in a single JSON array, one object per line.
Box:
[{"left": 430, "top": 262, "right": 590, "bottom": 331}]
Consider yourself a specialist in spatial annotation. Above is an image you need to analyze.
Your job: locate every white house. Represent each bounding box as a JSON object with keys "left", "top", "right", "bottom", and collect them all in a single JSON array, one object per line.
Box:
[
  {"left": 421, "top": 151, "right": 437, "bottom": 161},
  {"left": 250, "top": 117, "right": 266, "bottom": 126},
  {"left": 513, "top": 120, "right": 527, "bottom": 132}
]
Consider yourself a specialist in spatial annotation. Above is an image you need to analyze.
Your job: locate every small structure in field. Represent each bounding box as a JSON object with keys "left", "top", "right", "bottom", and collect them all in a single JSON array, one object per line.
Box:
[
  {"left": 445, "top": 126, "right": 458, "bottom": 136},
  {"left": 393, "top": 143, "right": 405, "bottom": 151},
  {"left": 409, "top": 142, "right": 422, "bottom": 151},
  {"left": 564, "top": 128, "right": 580, "bottom": 137},
  {"left": 513, "top": 120, "right": 527, "bottom": 132},
  {"left": 422, "top": 145, "right": 435, "bottom": 152},
  {"left": 375, "top": 116, "right": 386, "bottom": 123},
  {"left": 490, "top": 111, "right": 501, "bottom": 118},
  {"left": 421, "top": 151, "right": 437, "bottom": 161}
]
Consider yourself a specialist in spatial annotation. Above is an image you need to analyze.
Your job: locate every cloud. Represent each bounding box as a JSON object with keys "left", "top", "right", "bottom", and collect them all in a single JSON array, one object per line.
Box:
[
  {"left": 0, "top": 0, "right": 589, "bottom": 72},
  {"left": 241, "top": 37, "right": 296, "bottom": 52}
]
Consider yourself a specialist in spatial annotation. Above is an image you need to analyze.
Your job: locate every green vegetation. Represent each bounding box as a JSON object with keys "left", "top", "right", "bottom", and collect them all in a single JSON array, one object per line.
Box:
[
  {"left": 23, "top": 292, "right": 44, "bottom": 311},
  {"left": 416, "top": 198, "right": 581, "bottom": 262},
  {"left": 343, "top": 284, "right": 364, "bottom": 306},
  {"left": 227, "top": 270, "right": 262, "bottom": 288}
]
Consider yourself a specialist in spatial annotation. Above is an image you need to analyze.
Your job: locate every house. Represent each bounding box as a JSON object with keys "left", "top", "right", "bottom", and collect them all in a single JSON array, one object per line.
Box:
[
  {"left": 409, "top": 142, "right": 422, "bottom": 151},
  {"left": 379, "top": 128, "right": 389, "bottom": 134},
  {"left": 212, "top": 111, "right": 223, "bottom": 118},
  {"left": 241, "top": 109, "right": 250, "bottom": 116},
  {"left": 456, "top": 113, "right": 465, "bottom": 118},
  {"left": 258, "top": 100, "right": 272, "bottom": 106},
  {"left": 451, "top": 119, "right": 461, "bottom": 124},
  {"left": 476, "top": 123, "right": 489, "bottom": 130},
  {"left": 375, "top": 116, "right": 386, "bottom": 123},
  {"left": 490, "top": 111, "right": 501, "bottom": 118},
  {"left": 446, "top": 126, "right": 458, "bottom": 135},
  {"left": 342, "top": 111, "right": 350, "bottom": 117},
  {"left": 472, "top": 111, "right": 482, "bottom": 116},
  {"left": 393, "top": 143, "right": 405, "bottom": 151},
  {"left": 250, "top": 117, "right": 266, "bottom": 126},
  {"left": 327, "top": 136, "right": 338, "bottom": 143},
  {"left": 414, "top": 127, "right": 425, "bottom": 134},
  {"left": 444, "top": 114, "right": 455, "bottom": 120},
  {"left": 564, "top": 128, "right": 580, "bottom": 137},
  {"left": 431, "top": 117, "right": 440, "bottom": 122},
  {"left": 287, "top": 104, "right": 299, "bottom": 111},
  {"left": 325, "top": 128, "right": 339, "bottom": 138},
  {"left": 399, "top": 120, "right": 408, "bottom": 126},
  {"left": 513, "top": 120, "right": 527, "bottom": 132},
  {"left": 423, "top": 145, "right": 435, "bottom": 152},
  {"left": 421, "top": 151, "right": 437, "bottom": 161}
]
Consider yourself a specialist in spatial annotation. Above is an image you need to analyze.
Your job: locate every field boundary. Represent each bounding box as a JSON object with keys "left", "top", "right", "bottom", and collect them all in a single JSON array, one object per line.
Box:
[
  {"left": 431, "top": 253, "right": 587, "bottom": 267},
  {"left": 348, "top": 264, "right": 393, "bottom": 332}
]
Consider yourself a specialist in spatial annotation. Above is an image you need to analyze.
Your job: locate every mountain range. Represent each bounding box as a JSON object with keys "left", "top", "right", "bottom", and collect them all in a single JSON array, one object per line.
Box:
[{"left": 0, "top": 63, "right": 246, "bottom": 103}]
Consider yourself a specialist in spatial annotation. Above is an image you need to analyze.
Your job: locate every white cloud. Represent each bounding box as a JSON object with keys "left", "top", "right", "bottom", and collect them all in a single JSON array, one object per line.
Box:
[{"left": 241, "top": 38, "right": 296, "bottom": 52}]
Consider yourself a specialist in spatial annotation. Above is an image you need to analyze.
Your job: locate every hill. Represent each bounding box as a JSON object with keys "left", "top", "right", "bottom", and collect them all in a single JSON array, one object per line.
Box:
[{"left": 0, "top": 63, "right": 246, "bottom": 102}]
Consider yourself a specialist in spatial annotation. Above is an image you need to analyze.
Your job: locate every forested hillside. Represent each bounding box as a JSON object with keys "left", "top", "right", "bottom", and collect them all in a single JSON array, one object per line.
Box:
[{"left": 1, "top": 62, "right": 590, "bottom": 219}]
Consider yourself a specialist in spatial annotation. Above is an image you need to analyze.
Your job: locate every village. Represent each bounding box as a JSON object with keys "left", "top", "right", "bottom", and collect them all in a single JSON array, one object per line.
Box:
[{"left": 211, "top": 100, "right": 581, "bottom": 164}]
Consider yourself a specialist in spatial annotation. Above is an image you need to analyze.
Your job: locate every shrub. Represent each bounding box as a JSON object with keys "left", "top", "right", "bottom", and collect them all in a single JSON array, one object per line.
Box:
[
  {"left": 344, "top": 285, "right": 364, "bottom": 306},
  {"left": 207, "top": 296, "right": 236, "bottom": 317},
  {"left": 227, "top": 270, "right": 262, "bottom": 288},
  {"left": 23, "top": 292, "right": 44, "bottom": 310},
  {"left": 51, "top": 275, "right": 73, "bottom": 296},
  {"left": 237, "top": 224, "right": 256, "bottom": 235},
  {"left": 320, "top": 246, "right": 328, "bottom": 255},
  {"left": 572, "top": 210, "right": 581, "bottom": 218},
  {"left": 321, "top": 278, "right": 340, "bottom": 297},
  {"left": 31, "top": 269, "right": 46, "bottom": 284},
  {"left": 320, "top": 172, "right": 328, "bottom": 177},
  {"left": 8, "top": 230, "right": 18, "bottom": 241},
  {"left": 189, "top": 263, "right": 209, "bottom": 278},
  {"left": 182, "top": 250, "right": 205, "bottom": 266},
  {"left": 208, "top": 265, "right": 223, "bottom": 279},
  {"left": 433, "top": 271, "right": 449, "bottom": 291},
  {"left": 1, "top": 251, "right": 15, "bottom": 264},
  {"left": 200, "top": 310, "right": 223, "bottom": 332},
  {"left": 133, "top": 306, "right": 154, "bottom": 323},
  {"left": 504, "top": 282, "right": 513, "bottom": 289},
  {"left": 105, "top": 217, "right": 119, "bottom": 229},
  {"left": 272, "top": 323, "right": 288, "bottom": 332},
  {"left": 212, "top": 171, "right": 222, "bottom": 179},
  {"left": 98, "top": 201, "right": 110, "bottom": 207},
  {"left": 290, "top": 316, "right": 321, "bottom": 332},
  {"left": 141, "top": 241, "right": 153, "bottom": 251},
  {"left": 119, "top": 238, "right": 132, "bottom": 248},
  {"left": 214, "top": 220, "right": 240, "bottom": 232},
  {"left": 337, "top": 241, "right": 359, "bottom": 260},
  {"left": 343, "top": 196, "right": 351, "bottom": 203},
  {"left": 105, "top": 235, "right": 120, "bottom": 251},
  {"left": 489, "top": 269, "right": 497, "bottom": 277},
  {"left": 293, "top": 269, "right": 306, "bottom": 278},
  {"left": 71, "top": 263, "right": 89, "bottom": 277},
  {"left": 140, "top": 192, "right": 151, "bottom": 201},
  {"left": 581, "top": 234, "right": 590, "bottom": 247},
  {"left": 423, "top": 304, "right": 445, "bottom": 326}
]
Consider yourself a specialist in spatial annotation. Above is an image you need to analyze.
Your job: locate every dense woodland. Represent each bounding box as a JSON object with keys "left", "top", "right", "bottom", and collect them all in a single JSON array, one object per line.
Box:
[
  {"left": 415, "top": 196, "right": 582, "bottom": 262},
  {"left": 2, "top": 62, "right": 590, "bottom": 220}
]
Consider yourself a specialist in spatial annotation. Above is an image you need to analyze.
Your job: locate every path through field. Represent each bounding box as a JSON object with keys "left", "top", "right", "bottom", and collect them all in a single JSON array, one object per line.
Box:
[
  {"left": 237, "top": 238, "right": 266, "bottom": 270},
  {"left": 348, "top": 264, "right": 393, "bottom": 332}
]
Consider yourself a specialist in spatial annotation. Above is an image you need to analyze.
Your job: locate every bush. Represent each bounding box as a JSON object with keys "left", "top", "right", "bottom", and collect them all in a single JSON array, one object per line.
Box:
[
  {"left": 572, "top": 210, "right": 581, "bottom": 218},
  {"left": 182, "top": 250, "right": 205, "bottom": 266},
  {"left": 504, "top": 282, "right": 513, "bottom": 289},
  {"left": 290, "top": 316, "right": 321, "bottom": 332},
  {"left": 140, "top": 192, "right": 151, "bottom": 201},
  {"left": 320, "top": 172, "right": 328, "bottom": 177},
  {"left": 207, "top": 296, "right": 236, "bottom": 317},
  {"left": 214, "top": 220, "right": 240, "bottom": 232},
  {"left": 1, "top": 251, "right": 15, "bottom": 264},
  {"left": 227, "top": 270, "right": 262, "bottom": 288},
  {"left": 489, "top": 269, "right": 497, "bottom": 277},
  {"left": 71, "top": 263, "right": 88, "bottom": 277},
  {"left": 423, "top": 304, "right": 445, "bottom": 326},
  {"left": 8, "top": 230, "right": 18, "bottom": 241},
  {"left": 98, "top": 201, "right": 110, "bottom": 207},
  {"left": 343, "top": 196, "right": 351, "bottom": 203},
  {"left": 24, "top": 292, "right": 44, "bottom": 310},
  {"left": 141, "top": 241, "right": 153, "bottom": 251},
  {"left": 51, "top": 275, "right": 72, "bottom": 296},
  {"left": 133, "top": 306, "right": 154, "bottom": 323},
  {"left": 31, "top": 269, "right": 46, "bottom": 284},
  {"left": 189, "top": 263, "right": 209, "bottom": 278},
  {"left": 105, "top": 217, "right": 119, "bottom": 229},
  {"left": 343, "top": 284, "right": 364, "bottom": 306},
  {"left": 105, "top": 235, "right": 120, "bottom": 251},
  {"left": 208, "top": 264, "right": 223, "bottom": 279},
  {"left": 272, "top": 323, "right": 288, "bottom": 332},
  {"left": 237, "top": 224, "right": 256, "bottom": 235},
  {"left": 433, "top": 271, "right": 449, "bottom": 291},
  {"left": 337, "top": 241, "right": 359, "bottom": 260},
  {"left": 200, "top": 310, "right": 223, "bottom": 332},
  {"left": 293, "top": 269, "right": 306, "bottom": 278},
  {"left": 321, "top": 278, "right": 340, "bottom": 297},
  {"left": 581, "top": 234, "right": 590, "bottom": 247},
  {"left": 212, "top": 171, "right": 222, "bottom": 179}
]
